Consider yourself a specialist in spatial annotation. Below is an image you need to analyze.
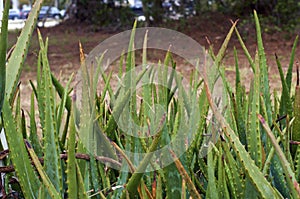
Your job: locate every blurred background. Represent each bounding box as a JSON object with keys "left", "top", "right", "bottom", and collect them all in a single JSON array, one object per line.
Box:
[{"left": 3, "top": 0, "right": 300, "bottom": 31}]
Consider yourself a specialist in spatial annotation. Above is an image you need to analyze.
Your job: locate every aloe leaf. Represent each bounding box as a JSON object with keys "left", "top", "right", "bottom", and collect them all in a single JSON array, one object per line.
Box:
[
  {"left": 254, "top": 10, "right": 272, "bottom": 125},
  {"left": 57, "top": 73, "right": 74, "bottom": 136},
  {"left": 29, "top": 92, "right": 43, "bottom": 157},
  {"left": 120, "top": 114, "right": 166, "bottom": 199},
  {"left": 77, "top": 57, "right": 118, "bottom": 162},
  {"left": 203, "top": 73, "right": 281, "bottom": 198},
  {"left": 125, "top": 20, "right": 137, "bottom": 120},
  {"left": 214, "top": 21, "right": 237, "bottom": 68},
  {"left": 25, "top": 141, "right": 62, "bottom": 199},
  {"left": 276, "top": 54, "right": 292, "bottom": 117},
  {"left": 293, "top": 68, "right": 300, "bottom": 145},
  {"left": 15, "top": 92, "right": 26, "bottom": 138},
  {"left": 36, "top": 51, "right": 45, "bottom": 129},
  {"left": 98, "top": 162, "right": 110, "bottom": 191},
  {"left": 231, "top": 48, "right": 246, "bottom": 145},
  {"left": 6, "top": 0, "right": 43, "bottom": 103},
  {"left": 100, "top": 70, "right": 113, "bottom": 103},
  {"left": 258, "top": 114, "right": 300, "bottom": 198},
  {"left": 2, "top": 98, "right": 41, "bottom": 198},
  {"left": 126, "top": 20, "right": 137, "bottom": 72},
  {"left": 294, "top": 70, "right": 300, "bottom": 178},
  {"left": 38, "top": 32, "right": 61, "bottom": 194},
  {"left": 234, "top": 27, "right": 255, "bottom": 72},
  {"left": 142, "top": 31, "right": 152, "bottom": 122},
  {"left": 222, "top": 142, "right": 245, "bottom": 198},
  {"left": 247, "top": 51, "right": 262, "bottom": 168},
  {"left": 155, "top": 174, "right": 163, "bottom": 199},
  {"left": 206, "top": 148, "right": 218, "bottom": 199},
  {"left": 0, "top": 0, "right": 9, "bottom": 113},
  {"left": 163, "top": 162, "right": 182, "bottom": 198},
  {"left": 105, "top": 89, "right": 131, "bottom": 135},
  {"left": 286, "top": 36, "right": 298, "bottom": 91},
  {"left": 66, "top": 110, "right": 77, "bottom": 199},
  {"left": 262, "top": 136, "right": 278, "bottom": 176},
  {"left": 83, "top": 165, "right": 91, "bottom": 196},
  {"left": 170, "top": 150, "right": 202, "bottom": 199},
  {"left": 76, "top": 164, "right": 89, "bottom": 199},
  {"left": 217, "top": 146, "right": 230, "bottom": 199},
  {"left": 174, "top": 73, "right": 191, "bottom": 115},
  {"left": 51, "top": 73, "right": 71, "bottom": 112},
  {"left": 89, "top": 154, "right": 101, "bottom": 197},
  {"left": 270, "top": 122, "right": 291, "bottom": 196}
]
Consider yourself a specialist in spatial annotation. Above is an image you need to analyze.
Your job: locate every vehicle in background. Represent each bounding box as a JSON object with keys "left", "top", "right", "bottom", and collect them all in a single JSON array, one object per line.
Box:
[
  {"left": 38, "top": 6, "right": 62, "bottom": 20},
  {"left": 60, "top": 9, "right": 66, "bottom": 19},
  {"left": 20, "top": 7, "right": 31, "bottom": 19},
  {"left": 21, "top": 6, "right": 62, "bottom": 20},
  {"left": 8, "top": 9, "right": 21, "bottom": 20}
]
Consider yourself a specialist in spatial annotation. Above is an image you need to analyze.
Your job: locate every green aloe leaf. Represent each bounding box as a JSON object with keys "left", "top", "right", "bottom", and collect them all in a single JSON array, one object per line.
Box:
[
  {"left": 247, "top": 51, "right": 262, "bottom": 168},
  {"left": 232, "top": 47, "right": 246, "bottom": 145},
  {"left": 0, "top": 0, "right": 10, "bottom": 113},
  {"left": 234, "top": 27, "right": 255, "bottom": 72},
  {"left": 203, "top": 72, "right": 282, "bottom": 198},
  {"left": 276, "top": 54, "right": 292, "bottom": 117},
  {"left": 254, "top": 10, "right": 272, "bottom": 125},
  {"left": 2, "top": 98, "right": 41, "bottom": 198},
  {"left": 66, "top": 109, "right": 78, "bottom": 198},
  {"left": 29, "top": 92, "right": 43, "bottom": 157},
  {"left": 286, "top": 36, "right": 298, "bottom": 91},
  {"left": 170, "top": 149, "right": 202, "bottom": 199},
  {"left": 294, "top": 69, "right": 300, "bottom": 179},
  {"left": 222, "top": 142, "right": 245, "bottom": 198},
  {"left": 259, "top": 114, "right": 300, "bottom": 198},
  {"left": 51, "top": 73, "right": 72, "bottom": 112},
  {"left": 25, "top": 141, "right": 62, "bottom": 199},
  {"left": 206, "top": 148, "right": 218, "bottom": 199},
  {"left": 6, "top": 0, "right": 44, "bottom": 103},
  {"left": 38, "top": 32, "right": 62, "bottom": 195},
  {"left": 120, "top": 114, "right": 166, "bottom": 199}
]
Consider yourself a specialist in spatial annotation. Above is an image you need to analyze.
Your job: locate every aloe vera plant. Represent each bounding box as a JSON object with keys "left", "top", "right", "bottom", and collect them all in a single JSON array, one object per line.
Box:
[{"left": 1, "top": 8, "right": 300, "bottom": 199}]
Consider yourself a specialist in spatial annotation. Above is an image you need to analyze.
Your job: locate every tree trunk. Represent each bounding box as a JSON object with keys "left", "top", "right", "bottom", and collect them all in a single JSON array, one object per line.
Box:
[
  {"left": 54, "top": 0, "right": 59, "bottom": 8},
  {"left": 11, "top": 0, "right": 19, "bottom": 9},
  {"left": 0, "top": 0, "right": 3, "bottom": 22}
]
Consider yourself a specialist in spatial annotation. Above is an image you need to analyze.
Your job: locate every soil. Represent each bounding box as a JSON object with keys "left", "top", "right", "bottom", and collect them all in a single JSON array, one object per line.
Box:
[{"left": 10, "top": 12, "right": 300, "bottom": 111}]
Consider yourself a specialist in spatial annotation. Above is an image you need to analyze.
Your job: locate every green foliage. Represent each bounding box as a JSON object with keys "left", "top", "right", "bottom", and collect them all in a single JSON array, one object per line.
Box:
[
  {"left": 0, "top": 0, "right": 10, "bottom": 114},
  {"left": 75, "top": 0, "right": 135, "bottom": 28},
  {"left": 1, "top": 8, "right": 300, "bottom": 199}
]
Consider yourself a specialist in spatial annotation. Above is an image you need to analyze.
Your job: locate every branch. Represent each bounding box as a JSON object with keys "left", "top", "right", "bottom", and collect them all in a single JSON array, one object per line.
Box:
[{"left": 0, "top": 151, "right": 121, "bottom": 173}]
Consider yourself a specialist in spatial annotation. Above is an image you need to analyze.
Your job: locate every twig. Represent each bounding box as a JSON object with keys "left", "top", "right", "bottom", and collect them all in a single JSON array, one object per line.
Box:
[{"left": 0, "top": 151, "right": 121, "bottom": 173}]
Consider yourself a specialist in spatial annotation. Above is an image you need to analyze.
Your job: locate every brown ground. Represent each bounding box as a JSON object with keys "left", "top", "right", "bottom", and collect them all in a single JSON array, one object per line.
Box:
[{"left": 10, "top": 12, "right": 300, "bottom": 110}]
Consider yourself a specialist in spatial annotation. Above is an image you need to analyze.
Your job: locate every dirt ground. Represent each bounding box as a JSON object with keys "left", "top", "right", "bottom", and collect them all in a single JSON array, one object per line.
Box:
[{"left": 11, "top": 12, "right": 300, "bottom": 111}]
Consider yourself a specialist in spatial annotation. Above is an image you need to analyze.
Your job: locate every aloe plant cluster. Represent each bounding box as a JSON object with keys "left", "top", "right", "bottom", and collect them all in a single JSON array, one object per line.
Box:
[{"left": 0, "top": 0, "right": 300, "bottom": 198}]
